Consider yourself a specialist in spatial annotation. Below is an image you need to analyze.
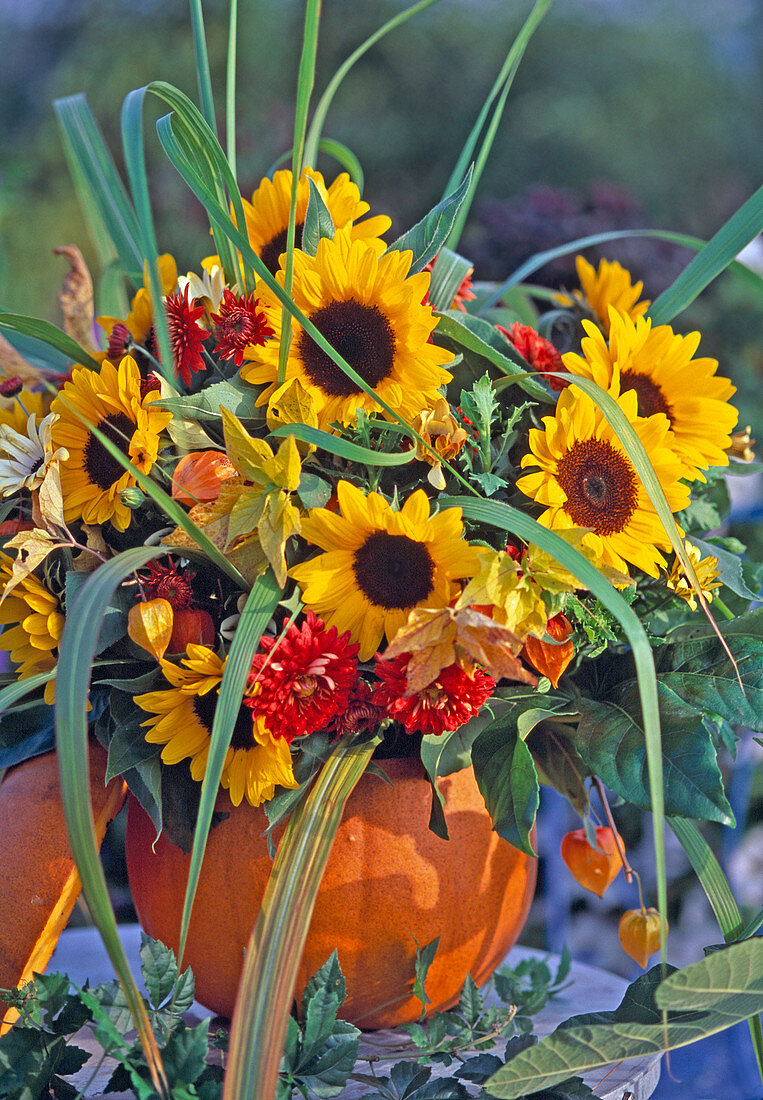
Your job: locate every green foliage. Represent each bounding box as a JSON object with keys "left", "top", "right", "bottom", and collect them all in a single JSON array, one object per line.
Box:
[
  {"left": 387, "top": 167, "right": 474, "bottom": 274},
  {"left": 302, "top": 179, "right": 336, "bottom": 256},
  {"left": 485, "top": 939, "right": 763, "bottom": 1098}
]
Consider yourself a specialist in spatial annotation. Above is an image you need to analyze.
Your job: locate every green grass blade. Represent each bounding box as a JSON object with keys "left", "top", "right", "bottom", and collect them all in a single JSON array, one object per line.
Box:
[
  {"left": 55, "top": 546, "right": 168, "bottom": 1097},
  {"left": 440, "top": 494, "right": 668, "bottom": 958},
  {"left": 189, "top": 0, "right": 217, "bottom": 134},
  {"left": 226, "top": 0, "right": 239, "bottom": 178},
  {"left": 669, "top": 818, "right": 743, "bottom": 940},
  {"left": 478, "top": 228, "right": 763, "bottom": 313},
  {"left": 317, "top": 138, "right": 363, "bottom": 190},
  {"left": 269, "top": 423, "right": 415, "bottom": 465},
  {"left": 277, "top": 0, "right": 322, "bottom": 388},
  {"left": 649, "top": 185, "right": 763, "bottom": 324},
  {"left": 445, "top": 0, "right": 555, "bottom": 251},
  {"left": 53, "top": 94, "right": 144, "bottom": 283},
  {"left": 303, "top": 0, "right": 444, "bottom": 168},
  {"left": 177, "top": 572, "right": 281, "bottom": 966},
  {"left": 0, "top": 668, "right": 56, "bottom": 714},
  {"left": 223, "top": 732, "right": 380, "bottom": 1100},
  {"left": 0, "top": 314, "right": 102, "bottom": 372}
]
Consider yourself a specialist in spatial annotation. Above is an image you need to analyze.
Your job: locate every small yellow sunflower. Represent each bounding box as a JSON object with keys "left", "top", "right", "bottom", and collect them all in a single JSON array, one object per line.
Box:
[
  {"left": 564, "top": 308, "right": 738, "bottom": 481},
  {"left": 560, "top": 256, "right": 649, "bottom": 336},
  {"left": 290, "top": 480, "right": 483, "bottom": 659},
  {"left": 240, "top": 229, "right": 454, "bottom": 430},
  {"left": 50, "top": 356, "right": 172, "bottom": 531},
  {"left": 135, "top": 644, "right": 298, "bottom": 808},
  {"left": 0, "top": 553, "right": 64, "bottom": 704},
  {"left": 239, "top": 167, "right": 391, "bottom": 275},
  {"left": 516, "top": 385, "right": 690, "bottom": 578},
  {"left": 97, "top": 253, "right": 178, "bottom": 366}
]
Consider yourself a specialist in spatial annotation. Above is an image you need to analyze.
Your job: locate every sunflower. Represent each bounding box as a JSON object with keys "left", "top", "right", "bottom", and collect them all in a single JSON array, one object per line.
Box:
[
  {"left": 50, "top": 356, "right": 172, "bottom": 531},
  {"left": 0, "top": 553, "right": 64, "bottom": 704},
  {"left": 516, "top": 385, "right": 690, "bottom": 578},
  {"left": 564, "top": 308, "right": 738, "bottom": 480},
  {"left": 290, "top": 480, "right": 482, "bottom": 660},
  {"left": 560, "top": 256, "right": 649, "bottom": 336},
  {"left": 239, "top": 167, "right": 391, "bottom": 276},
  {"left": 135, "top": 645, "right": 298, "bottom": 808},
  {"left": 240, "top": 229, "right": 454, "bottom": 430}
]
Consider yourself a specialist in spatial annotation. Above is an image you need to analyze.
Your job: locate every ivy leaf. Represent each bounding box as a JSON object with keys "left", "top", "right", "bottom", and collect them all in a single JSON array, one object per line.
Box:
[
  {"left": 302, "top": 177, "right": 336, "bottom": 256},
  {"left": 140, "top": 933, "right": 179, "bottom": 1009},
  {"left": 456, "top": 1052, "right": 504, "bottom": 1082},
  {"left": 0, "top": 1028, "right": 67, "bottom": 1099},
  {"left": 296, "top": 1020, "right": 361, "bottom": 1098},
  {"left": 412, "top": 936, "right": 441, "bottom": 1016},
  {"left": 472, "top": 721, "right": 540, "bottom": 856},
  {"left": 457, "top": 974, "right": 482, "bottom": 1026},
  {"left": 161, "top": 1020, "right": 211, "bottom": 1086}
]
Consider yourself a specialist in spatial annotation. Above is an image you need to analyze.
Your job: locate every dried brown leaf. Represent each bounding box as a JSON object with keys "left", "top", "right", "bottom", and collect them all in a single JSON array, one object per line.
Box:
[{"left": 54, "top": 245, "right": 95, "bottom": 352}]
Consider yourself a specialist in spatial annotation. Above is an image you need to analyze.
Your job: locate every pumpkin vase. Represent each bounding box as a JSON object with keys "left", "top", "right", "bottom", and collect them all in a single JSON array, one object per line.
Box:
[
  {"left": 125, "top": 756, "right": 536, "bottom": 1028},
  {"left": 0, "top": 744, "right": 126, "bottom": 1032}
]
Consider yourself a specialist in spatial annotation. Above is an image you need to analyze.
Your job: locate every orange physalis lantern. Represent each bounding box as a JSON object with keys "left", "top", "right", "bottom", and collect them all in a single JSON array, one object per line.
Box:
[
  {"left": 171, "top": 450, "right": 237, "bottom": 505},
  {"left": 127, "top": 598, "right": 174, "bottom": 661},
  {"left": 619, "top": 907, "right": 664, "bottom": 968},
  {"left": 560, "top": 826, "right": 623, "bottom": 898},
  {"left": 524, "top": 613, "right": 574, "bottom": 689}
]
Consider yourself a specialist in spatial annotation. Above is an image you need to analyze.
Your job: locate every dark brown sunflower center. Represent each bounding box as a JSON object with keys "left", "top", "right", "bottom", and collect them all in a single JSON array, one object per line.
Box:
[
  {"left": 556, "top": 438, "right": 638, "bottom": 535},
  {"left": 82, "top": 412, "right": 136, "bottom": 491},
  {"left": 620, "top": 370, "right": 673, "bottom": 422},
  {"left": 260, "top": 222, "right": 305, "bottom": 276},
  {"left": 193, "top": 691, "right": 255, "bottom": 750},
  {"left": 297, "top": 299, "right": 396, "bottom": 398},
  {"left": 352, "top": 530, "right": 435, "bottom": 609}
]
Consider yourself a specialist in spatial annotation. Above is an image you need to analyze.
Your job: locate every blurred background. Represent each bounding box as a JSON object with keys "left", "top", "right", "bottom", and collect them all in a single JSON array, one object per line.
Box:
[{"left": 1, "top": 1, "right": 762, "bottom": 1096}]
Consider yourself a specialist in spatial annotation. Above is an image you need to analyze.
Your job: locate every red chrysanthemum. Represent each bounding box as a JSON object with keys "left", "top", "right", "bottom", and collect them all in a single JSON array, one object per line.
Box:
[
  {"left": 139, "top": 559, "right": 195, "bottom": 610},
  {"left": 244, "top": 611, "right": 360, "bottom": 742},
  {"left": 372, "top": 654, "right": 495, "bottom": 736},
  {"left": 165, "top": 285, "right": 208, "bottom": 385},
  {"left": 210, "top": 289, "right": 275, "bottom": 367},
  {"left": 498, "top": 322, "right": 568, "bottom": 391},
  {"left": 106, "top": 321, "right": 133, "bottom": 363}
]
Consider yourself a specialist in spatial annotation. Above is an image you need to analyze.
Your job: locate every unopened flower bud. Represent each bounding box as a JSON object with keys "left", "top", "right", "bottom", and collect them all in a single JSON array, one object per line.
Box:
[
  {"left": 121, "top": 486, "right": 146, "bottom": 509},
  {"left": 0, "top": 376, "right": 24, "bottom": 398}
]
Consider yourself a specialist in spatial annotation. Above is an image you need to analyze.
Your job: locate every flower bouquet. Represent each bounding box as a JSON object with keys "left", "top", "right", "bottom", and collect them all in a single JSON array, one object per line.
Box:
[{"left": 1, "top": 1, "right": 762, "bottom": 1097}]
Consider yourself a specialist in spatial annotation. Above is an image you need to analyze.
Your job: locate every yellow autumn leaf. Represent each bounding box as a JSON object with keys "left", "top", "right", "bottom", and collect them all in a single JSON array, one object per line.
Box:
[
  {"left": 0, "top": 530, "right": 66, "bottom": 607},
  {"left": 34, "top": 464, "right": 67, "bottom": 533},
  {"left": 266, "top": 376, "right": 318, "bottom": 454},
  {"left": 127, "top": 598, "right": 174, "bottom": 660},
  {"left": 260, "top": 434, "right": 302, "bottom": 492},
  {"left": 221, "top": 406, "right": 275, "bottom": 483},
  {"left": 257, "top": 490, "right": 302, "bottom": 588}
]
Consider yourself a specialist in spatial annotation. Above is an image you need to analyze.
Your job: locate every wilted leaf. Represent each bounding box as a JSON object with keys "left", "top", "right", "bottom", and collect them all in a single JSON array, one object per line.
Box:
[
  {"left": 0, "top": 529, "right": 66, "bottom": 604},
  {"left": 34, "top": 463, "right": 67, "bottom": 533},
  {"left": 0, "top": 332, "right": 41, "bottom": 388},
  {"left": 127, "top": 599, "right": 174, "bottom": 660},
  {"left": 54, "top": 245, "right": 95, "bottom": 352},
  {"left": 222, "top": 406, "right": 278, "bottom": 482},
  {"left": 267, "top": 377, "right": 319, "bottom": 455}
]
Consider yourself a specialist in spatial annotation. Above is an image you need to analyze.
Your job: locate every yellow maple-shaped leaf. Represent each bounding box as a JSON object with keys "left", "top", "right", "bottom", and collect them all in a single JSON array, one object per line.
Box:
[
  {"left": 260, "top": 434, "right": 302, "bottom": 492},
  {"left": 454, "top": 606, "right": 536, "bottom": 686},
  {"left": 266, "top": 377, "right": 318, "bottom": 455},
  {"left": 227, "top": 485, "right": 269, "bottom": 548},
  {"left": 165, "top": 480, "right": 270, "bottom": 585},
  {"left": 457, "top": 549, "right": 549, "bottom": 641},
  {"left": 128, "top": 598, "right": 174, "bottom": 660},
  {"left": 221, "top": 407, "right": 275, "bottom": 483},
  {"left": 258, "top": 490, "right": 302, "bottom": 587},
  {"left": 0, "top": 530, "right": 66, "bottom": 607}
]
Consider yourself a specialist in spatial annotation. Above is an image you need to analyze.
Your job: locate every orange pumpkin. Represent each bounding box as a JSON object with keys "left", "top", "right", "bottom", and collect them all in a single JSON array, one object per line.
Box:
[
  {"left": 126, "top": 757, "right": 536, "bottom": 1028},
  {"left": 0, "top": 745, "right": 126, "bottom": 1032}
]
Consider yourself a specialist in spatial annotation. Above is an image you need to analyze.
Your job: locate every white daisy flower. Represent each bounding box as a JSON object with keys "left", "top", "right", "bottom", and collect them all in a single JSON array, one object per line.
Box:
[{"left": 0, "top": 412, "right": 68, "bottom": 496}]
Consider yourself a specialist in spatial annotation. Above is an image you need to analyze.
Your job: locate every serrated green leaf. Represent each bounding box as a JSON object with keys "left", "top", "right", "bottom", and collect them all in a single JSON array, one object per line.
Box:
[
  {"left": 387, "top": 168, "right": 474, "bottom": 274},
  {"left": 299, "top": 952, "right": 345, "bottom": 1064},
  {"left": 139, "top": 933, "right": 179, "bottom": 1010},
  {"left": 412, "top": 936, "right": 441, "bottom": 1014},
  {"left": 458, "top": 974, "right": 482, "bottom": 1026},
  {"left": 161, "top": 1019, "right": 211, "bottom": 1085},
  {"left": 297, "top": 1020, "right": 361, "bottom": 1097}
]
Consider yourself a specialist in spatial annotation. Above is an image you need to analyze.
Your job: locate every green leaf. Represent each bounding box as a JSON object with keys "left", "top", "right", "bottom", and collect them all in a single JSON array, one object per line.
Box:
[
  {"left": 649, "top": 184, "right": 763, "bottom": 324},
  {"left": 297, "top": 1020, "right": 361, "bottom": 1098},
  {"left": 64, "top": 571, "right": 128, "bottom": 656},
  {"left": 472, "top": 721, "right": 539, "bottom": 856},
  {"left": 485, "top": 939, "right": 763, "bottom": 1098},
  {"left": 412, "top": 936, "right": 441, "bottom": 1014},
  {"left": 458, "top": 975, "right": 482, "bottom": 1026},
  {"left": 188, "top": 0, "right": 216, "bottom": 134},
  {"left": 302, "top": 178, "right": 335, "bottom": 257},
  {"left": 300, "top": 952, "right": 345, "bottom": 1063},
  {"left": 297, "top": 472, "right": 332, "bottom": 509},
  {"left": 428, "top": 249, "right": 475, "bottom": 312},
  {"left": 573, "top": 693, "right": 733, "bottom": 824},
  {"left": 0, "top": 314, "right": 102, "bottom": 372},
  {"left": 161, "top": 1019, "right": 211, "bottom": 1085},
  {"left": 435, "top": 310, "right": 551, "bottom": 402},
  {"left": 670, "top": 819, "right": 744, "bottom": 942},
  {"left": 687, "top": 535, "right": 758, "bottom": 600},
  {"left": 139, "top": 932, "right": 179, "bottom": 1010},
  {"left": 269, "top": 423, "right": 415, "bottom": 466},
  {"left": 387, "top": 168, "right": 474, "bottom": 274},
  {"left": 54, "top": 93, "right": 144, "bottom": 282},
  {"left": 154, "top": 376, "right": 264, "bottom": 422}
]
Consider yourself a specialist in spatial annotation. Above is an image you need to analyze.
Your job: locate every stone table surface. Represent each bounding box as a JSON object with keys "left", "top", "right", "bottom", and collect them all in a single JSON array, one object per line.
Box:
[{"left": 49, "top": 924, "right": 661, "bottom": 1099}]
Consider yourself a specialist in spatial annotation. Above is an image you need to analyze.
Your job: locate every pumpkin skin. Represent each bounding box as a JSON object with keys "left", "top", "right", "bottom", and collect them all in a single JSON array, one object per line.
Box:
[
  {"left": 0, "top": 745, "right": 126, "bottom": 1032},
  {"left": 125, "top": 757, "right": 536, "bottom": 1028}
]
